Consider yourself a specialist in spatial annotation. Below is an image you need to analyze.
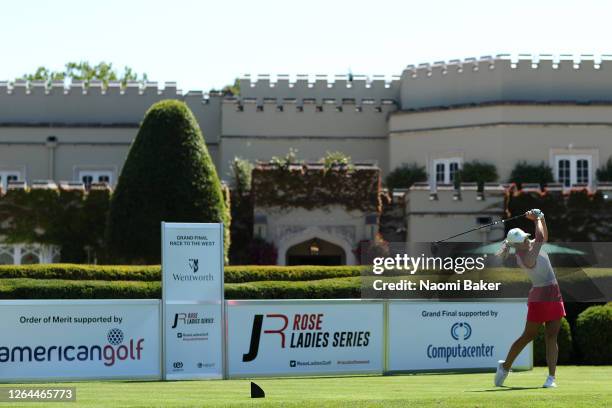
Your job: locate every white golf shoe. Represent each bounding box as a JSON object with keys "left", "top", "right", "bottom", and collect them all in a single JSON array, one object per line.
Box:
[
  {"left": 543, "top": 375, "right": 557, "bottom": 388},
  {"left": 494, "top": 360, "right": 509, "bottom": 387}
]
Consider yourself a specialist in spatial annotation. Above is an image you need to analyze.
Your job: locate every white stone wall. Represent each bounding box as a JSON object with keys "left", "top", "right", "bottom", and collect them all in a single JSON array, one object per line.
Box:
[
  {"left": 405, "top": 185, "right": 507, "bottom": 243},
  {"left": 254, "top": 206, "right": 378, "bottom": 265},
  {"left": 389, "top": 104, "right": 612, "bottom": 186}
]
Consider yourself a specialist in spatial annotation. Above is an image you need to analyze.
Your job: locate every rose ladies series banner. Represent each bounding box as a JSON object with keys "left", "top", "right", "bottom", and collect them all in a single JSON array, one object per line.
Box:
[
  {"left": 227, "top": 300, "right": 384, "bottom": 377},
  {"left": 161, "top": 222, "right": 225, "bottom": 380}
]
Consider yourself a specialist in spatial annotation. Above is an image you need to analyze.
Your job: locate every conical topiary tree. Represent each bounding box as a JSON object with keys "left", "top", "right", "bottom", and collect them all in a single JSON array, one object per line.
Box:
[{"left": 105, "top": 99, "right": 230, "bottom": 264}]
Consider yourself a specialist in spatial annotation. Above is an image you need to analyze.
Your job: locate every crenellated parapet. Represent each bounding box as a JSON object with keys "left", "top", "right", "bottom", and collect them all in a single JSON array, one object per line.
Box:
[
  {"left": 224, "top": 96, "right": 397, "bottom": 113},
  {"left": 238, "top": 74, "right": 400, "bottom": 105},
  {"left": 220, "top": 97, "right": 397, "bottom": 138},
  {"left": 400, "top": 54, "right": 612, "bottom": 110},
  {"left": 0, "top": 80, "right": 182, "bottom": 125}
]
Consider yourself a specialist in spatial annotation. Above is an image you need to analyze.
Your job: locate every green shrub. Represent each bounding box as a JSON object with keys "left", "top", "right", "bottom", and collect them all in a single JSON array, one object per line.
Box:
[
  {"left": 228, "top": 157, "right": 253, "bottom": 265},
  {"left": 0, "top": 278, "right": 160, "bottom": 299},
  {"left": 322, "top": 151, "right": 352, "bottom": 171},
  {"left": 385, "top": 163, "right": 427, "bottom": 190},
  {"left": 105, "top": 99, "right": 230, "bottom": 264},
  {"left": 0, "top": 264, "right": 363, "bottom": 283},
  {"left": 533, "top": 317, "right": 572, "bottom": 366},
  {"left": 225, "top": 265, "right": 362, "bottom": 283},
  {"left": 575, "top": 304, "right": 612, "bottom": 364},
  {"left": 0, "top": 265, "right": 609, "bottom": 302},
  {"left": 226, "top": 277, "right": 360, "bottom": 299},
  {"left": 0, "top": 277, "right": 360, "bottom": 300},
  {"left": 509, "top": 161, "right": 554, "bottom": 188},
  {"left": 506, "top": 188, "right": 612, "bottom": 241},
  {"left": 457, "top": 160, "right": 498, "bottom": 189},
  {"left": 596, "top": 157, "right": 612, "bottom": 182},
  {"left": 230, "top": 157, "right": 253, "bottom": 194},
  {"left": 0, "top": 264, "right": 160, "bottom": 281},
  {"left": 0, "top": 185, "right": 112, "bottom": 264}
]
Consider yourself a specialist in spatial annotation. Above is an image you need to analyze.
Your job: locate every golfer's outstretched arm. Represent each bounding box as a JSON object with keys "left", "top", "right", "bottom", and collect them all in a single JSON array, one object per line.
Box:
[{"left": 535, "top": 215, "right": 548, "bottom": 243}]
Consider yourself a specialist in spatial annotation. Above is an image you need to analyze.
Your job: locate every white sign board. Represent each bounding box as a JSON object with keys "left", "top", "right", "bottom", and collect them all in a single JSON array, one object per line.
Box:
[
  {"left": 161, "top": 223, "right": 223, "bottom": 302},
  {"left": 227, "top": 300, "right": 384, "bottom": 377},
  {"left": 387, "top": 301, "right": 532, "bottom": 372},
  {"left": 162, "top": 222, "right": 224, "bottom": 380},
  {"left": 0, "top": 300, "right": 161, "bottom": 382},
  {"left": 164, "top": 303, "right": 224, "bottom": 378}
]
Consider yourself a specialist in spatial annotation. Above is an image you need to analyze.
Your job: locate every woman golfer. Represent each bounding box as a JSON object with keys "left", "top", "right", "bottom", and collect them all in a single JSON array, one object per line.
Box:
[{"left": 494, "top": 208, "right": 565, "bottom": 388}]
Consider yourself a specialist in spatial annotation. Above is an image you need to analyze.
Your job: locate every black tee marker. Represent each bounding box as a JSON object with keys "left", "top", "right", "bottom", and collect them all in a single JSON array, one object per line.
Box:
[{"left": 251, "top": 382, "right": 265, "bottom": 398}]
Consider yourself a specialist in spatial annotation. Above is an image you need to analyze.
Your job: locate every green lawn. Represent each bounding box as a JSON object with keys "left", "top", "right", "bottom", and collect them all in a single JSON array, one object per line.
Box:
[{"left": 2, "top": 366, "right": 610, "bottom": 408}]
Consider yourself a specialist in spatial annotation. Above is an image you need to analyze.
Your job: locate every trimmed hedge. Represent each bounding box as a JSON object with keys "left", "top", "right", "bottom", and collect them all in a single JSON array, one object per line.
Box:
[
  {"left": 0, "top": 279, "right": 160, "bottom": 299},
  {"left": 533, "top": 317, "right": 572, "bottom": 366},
  {"left": 0, "top": 264, "right": 160, "bottom": 281},
  {"left": 106, "top": 99, "right": 230, "bottom": 264},
  {"left": 0, "top": 277, "right": 359, "bottom": 300},
  {"left": 226, "top": 277, "right": 360, "bottom": 299},
  {"left": 575, "top": 304, "right": 612, "bottom": 364},
  {"left": 0, "top": 264, "right": 363, "bottom": 283},
  {"left": 224, "top": 266, "right": 362, "bottom": 283}
]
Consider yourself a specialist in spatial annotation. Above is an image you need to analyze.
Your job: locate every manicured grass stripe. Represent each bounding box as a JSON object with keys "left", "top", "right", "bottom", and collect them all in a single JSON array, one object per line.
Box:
[{"left": 4, "top": 366, "right": 611, "bottom": 408}]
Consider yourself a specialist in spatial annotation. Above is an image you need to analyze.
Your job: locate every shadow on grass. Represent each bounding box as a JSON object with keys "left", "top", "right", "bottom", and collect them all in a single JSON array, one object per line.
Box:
[{"left": 469, "top": 386, "right": 543, "bottom": 392}]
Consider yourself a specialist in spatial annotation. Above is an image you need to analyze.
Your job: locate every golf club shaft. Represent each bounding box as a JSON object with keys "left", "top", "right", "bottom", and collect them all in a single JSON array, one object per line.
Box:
[{"left": 435, "top": 213, "right": 526, "bottom": 244}]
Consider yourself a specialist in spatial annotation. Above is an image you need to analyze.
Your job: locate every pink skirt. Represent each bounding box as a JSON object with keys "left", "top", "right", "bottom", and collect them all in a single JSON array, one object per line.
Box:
[{"left": 527, "top": 283, "right": 566, "bottom": 323}]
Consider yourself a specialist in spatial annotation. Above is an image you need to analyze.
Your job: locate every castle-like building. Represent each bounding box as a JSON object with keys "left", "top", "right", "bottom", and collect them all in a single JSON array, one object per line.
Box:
[{"left": 2, "top": 54, "right": 612, "bottom": 265}]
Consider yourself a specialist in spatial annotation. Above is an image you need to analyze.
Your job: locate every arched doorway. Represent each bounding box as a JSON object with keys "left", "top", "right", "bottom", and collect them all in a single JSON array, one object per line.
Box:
[{"left": 286, "top": 238, "right": 346, "bottom": 266}]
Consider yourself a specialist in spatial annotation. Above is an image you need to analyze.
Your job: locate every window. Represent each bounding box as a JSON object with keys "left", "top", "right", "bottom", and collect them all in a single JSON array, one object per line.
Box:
[
  {"left": 0, "top": 171, "right": 21, "bottom": 192},
  {"left": 554, "top": 155, "right": 592, "bottom": 187},
  {"left": 432, "top": 158, "right": 462, "bottom": 185},
  {"left": 78, "top": 170, "right": 114, "bottom": 189}
]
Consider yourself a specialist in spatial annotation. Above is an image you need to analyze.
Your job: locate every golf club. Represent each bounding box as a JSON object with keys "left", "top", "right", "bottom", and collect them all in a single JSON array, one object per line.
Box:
[{"left": 434, "top": 213, "right": 528, "bottom": 244}]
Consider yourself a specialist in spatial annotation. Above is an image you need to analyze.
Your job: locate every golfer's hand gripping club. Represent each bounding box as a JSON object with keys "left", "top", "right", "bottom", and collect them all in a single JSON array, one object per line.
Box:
[{"left": 525, "top": 209, "right": 544, "bottom": 220}]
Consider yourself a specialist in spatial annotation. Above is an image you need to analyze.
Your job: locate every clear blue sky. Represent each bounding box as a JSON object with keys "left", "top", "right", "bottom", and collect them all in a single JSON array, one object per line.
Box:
[{"left": 0, "top": 0, "right": 608, "bottom": 92}]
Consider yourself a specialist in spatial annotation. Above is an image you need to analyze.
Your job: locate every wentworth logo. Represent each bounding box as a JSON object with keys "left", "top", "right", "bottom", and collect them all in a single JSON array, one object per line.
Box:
[
  {"left": 189, "top": 259, "right": 199, "bottom": 273},
  {"left": 172, "top": 273, "right": 214, "bottom": 282}
]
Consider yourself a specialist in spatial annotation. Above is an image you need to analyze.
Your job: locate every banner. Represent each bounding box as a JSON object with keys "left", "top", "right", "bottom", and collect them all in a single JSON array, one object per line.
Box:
[
  {"left": 386, "top": 301, "right": 532, "bottom": 372},
  {"left": 164, "top": 303, "right": 223, "bottom": 378},
  {"left": 161, "top": 222, "right": 224, "bottom": 380},
  {"left": 0, "top": 300, "right": 161, "bottom": 381},
  {"left": 227, "top": 300, "right": 384, "bottom": 377}
]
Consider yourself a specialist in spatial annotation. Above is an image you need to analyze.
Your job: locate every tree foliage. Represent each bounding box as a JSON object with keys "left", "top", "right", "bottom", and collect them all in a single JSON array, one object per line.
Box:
[
  {"left": 221, "top": 78, "right": 241, "bottom": 96},
  {"left": 228, "top": 158, "right": 253, "bottom": 265},
  {"left": 384, "top": 163, "right": 427, "bottom": 190},
  {"left": 509, "top": 161, "right": 554, "bottom": 188},
  {"left": 0, "top": 185, "right": 110, "bottom": 262},
  {"left": 596, "top": 157, "right": 612, "bottom": 182},
  {"left": 505, "top": 187, "right": 612, "bottom": 241},
  {"left": 105, "top": 100, "right": 230, "bottom": 264},
  {"left": 230, "top": 157, "right": 253, "bottom": 194},
  {"left": 209, "top": 78, "right": 240, "bottom": 96},
  {"left": 457, "top": 160, "right": 498, "bottom": 189},
  {"left": 322, "top": 151, "right": 352, "bottom": 171},
  {"left": 18, "top": 61, "right": 147, "bottom": 86}
]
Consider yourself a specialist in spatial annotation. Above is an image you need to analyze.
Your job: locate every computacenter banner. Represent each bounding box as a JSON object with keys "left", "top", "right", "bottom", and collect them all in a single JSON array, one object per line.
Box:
[
  {"left": 361, "top": 242, "right": 612, "bottom": 301},
  {"left": 161, "top": 222, "right": 224, "bottom": 380},
  {"left": 0, "top": 300, "right": 161, "bottom": 382},
  {"left": 387, "top": 301, "right": 532, "bottom": 372},
  {"left": 227, "top": 300, "right": 384, "bottom": 377}
]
